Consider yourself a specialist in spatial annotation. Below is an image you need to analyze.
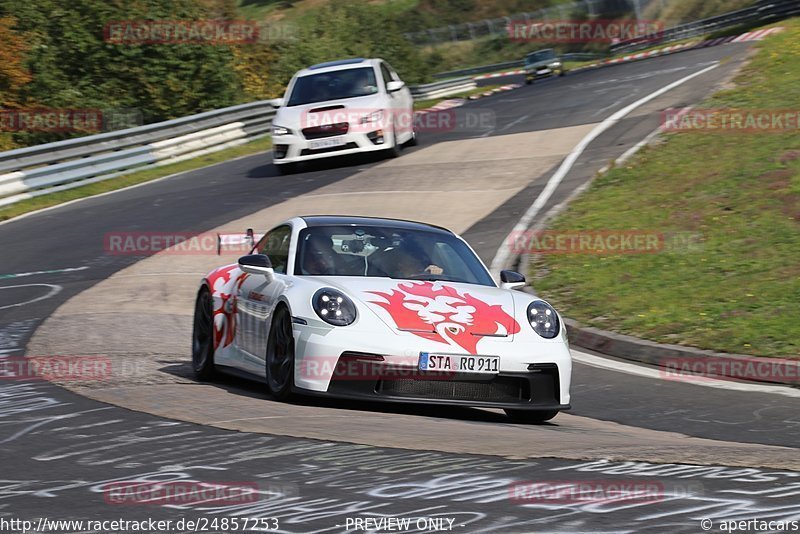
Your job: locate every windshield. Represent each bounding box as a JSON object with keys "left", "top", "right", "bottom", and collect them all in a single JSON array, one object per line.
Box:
[
  {"left": 525, "top": 49, "right": 556, "bottom": 64},
  {"left": 287, "top": 67, "right": 379, "bottom": 106},
  {"left": 294, "top": 225, "right": 495, "bottom": 286}
]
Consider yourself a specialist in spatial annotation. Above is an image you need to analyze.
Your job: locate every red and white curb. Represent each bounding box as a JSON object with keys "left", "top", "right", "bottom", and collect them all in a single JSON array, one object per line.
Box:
[
  {"left": 468, "top": 83, "right": 523, "bottom": 100},
  {"left": 415, "top": 98, "right": 467, "bottom": 116},
  {"left": 473, "top": 27, "right": 784, "bottom": 80},
  {"left": 473, "top": 69, "right": 524, "bottom": 80},
  {"left": 574, "top": 27, "right": 784, "bottom": 72},
  {"left": 732, "top": 27, "right": 784, "bottom": 42},
  {"left": 413, "top": 84, "right": 524, "bottom": 119}
]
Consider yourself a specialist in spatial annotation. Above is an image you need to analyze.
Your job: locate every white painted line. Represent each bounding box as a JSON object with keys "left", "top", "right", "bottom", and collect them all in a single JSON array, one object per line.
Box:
[
  {"left": 0, "top": 283, "right": 62, "bottom": 310},
  {"left": 572, "top": 349, "right": 800, "bottom": 398},
  {"left": 0, "top": 266, "right": 89, "bottom": 281},
  {"left": 489, "top": 62, "right": 720, "bottom": 277},
  {"left": 500, "top": 113, "right": 531, "bottom": 132}
]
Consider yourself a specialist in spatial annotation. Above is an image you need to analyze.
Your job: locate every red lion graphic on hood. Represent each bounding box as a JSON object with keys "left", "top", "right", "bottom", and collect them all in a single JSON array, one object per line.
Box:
[{"left": 368, "top": 281, "right": 520, "bottom": 354}]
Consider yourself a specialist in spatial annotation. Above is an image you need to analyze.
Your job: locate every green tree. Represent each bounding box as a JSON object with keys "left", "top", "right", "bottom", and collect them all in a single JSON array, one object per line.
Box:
[{"left": 0, "top": 0, "right": 242, "bottom": 144}]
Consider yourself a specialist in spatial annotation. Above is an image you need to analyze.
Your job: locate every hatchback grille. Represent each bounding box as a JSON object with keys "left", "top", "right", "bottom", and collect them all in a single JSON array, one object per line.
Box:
[
  {"left": 300, "top": 142, "right": 358, "bottom": 156},
  {"left": 302, "top": 122, "right": 349, "bottom": 139}
]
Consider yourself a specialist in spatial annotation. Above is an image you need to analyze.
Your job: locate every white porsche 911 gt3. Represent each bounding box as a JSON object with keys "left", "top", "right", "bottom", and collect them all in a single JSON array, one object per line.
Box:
[{"left": 192, "top": 216, "right": 571, "bottom": 423}]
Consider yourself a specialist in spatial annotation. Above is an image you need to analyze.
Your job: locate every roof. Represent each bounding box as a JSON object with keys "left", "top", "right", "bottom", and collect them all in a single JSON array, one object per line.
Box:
[
  {"left": 295, "top": 58, "right": 380, "bottom": 78},
  {"left": 299, "top": 215, "right": 453, "bottom": 235},
  {"left": 308, "top": 58, "right": 367, "bottom": 70}
]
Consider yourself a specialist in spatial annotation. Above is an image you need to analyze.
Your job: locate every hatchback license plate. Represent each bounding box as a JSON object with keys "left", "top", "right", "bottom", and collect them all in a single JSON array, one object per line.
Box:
[{"left": 309, "top": 137, "right": 346, "bottom": 150}]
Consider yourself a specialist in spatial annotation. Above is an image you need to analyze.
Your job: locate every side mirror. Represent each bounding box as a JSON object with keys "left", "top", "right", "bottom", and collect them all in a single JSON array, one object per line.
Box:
[
  {"left": 239, "top": 254, "right": 274, "bottom": 281},
  {"left": 500, "top": 270, "right": 526, "bottom": 290},
  {"left": 386, "top": 80, "right": 405, "bottom": 92},
  {"left": 269, "top": 98, "right": 285, "bottom": 108}
]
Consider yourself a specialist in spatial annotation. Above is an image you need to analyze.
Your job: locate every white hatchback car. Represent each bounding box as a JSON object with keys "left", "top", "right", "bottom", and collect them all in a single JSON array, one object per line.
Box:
[{"left": 270, "top": 58, "right": 416, "bottom": 174}]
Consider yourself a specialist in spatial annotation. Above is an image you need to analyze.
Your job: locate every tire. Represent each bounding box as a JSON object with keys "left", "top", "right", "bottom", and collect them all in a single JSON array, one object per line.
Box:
[
  {"left": 504, "top": 409, "right": 559, "bottom": 424},
  {"left": 385, "top": 127, "right": 402, "bottom": 158},
  {"left": 191, "top": 287, "right": 216, "bottom": 380},
  {"left": 266, "top": 305, "right": 295, "bottom": 401},
  {"left": 275, "top": 162, "right": 298, "bottom": 175},
  {"left": 559, "top": 68, "right": 566, "bottom": 77},
  {"left": 406, "top": 127, "right": 418, "bottom": 147},
  {"left": 525, "top": 78, "right": 533, "bottom": 85}
]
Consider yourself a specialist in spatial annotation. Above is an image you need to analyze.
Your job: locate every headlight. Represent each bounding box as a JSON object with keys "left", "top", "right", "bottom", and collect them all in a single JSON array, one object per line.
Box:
[
  {"left": 360, "top": 110, "right": 383, "bottom": 124},
  {"left": 272, "top": 124, "right": 290, "bottom": 136},
  {"left": 312, "top": 288, "right": 357, "bottom": 326},
  {"left": 527, "top": 300, "right": 559, "bottom": 339}
]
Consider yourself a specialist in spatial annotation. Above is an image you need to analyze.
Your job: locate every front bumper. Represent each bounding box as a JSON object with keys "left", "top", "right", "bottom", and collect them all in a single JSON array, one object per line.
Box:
[
  {"left": 316, "top": 363, "right": 569, "bottom": 411},
  {"left": 273, "top": 129, "right": 393, "bottom": 164},
  {"left": 291, "top": 321, "right": 572, "bottom": 409}
]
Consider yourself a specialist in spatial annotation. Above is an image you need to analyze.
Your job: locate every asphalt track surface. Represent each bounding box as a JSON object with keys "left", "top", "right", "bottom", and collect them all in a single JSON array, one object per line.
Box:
[{"left": 1, "top": 43, "right": 799, "bottom": 532}]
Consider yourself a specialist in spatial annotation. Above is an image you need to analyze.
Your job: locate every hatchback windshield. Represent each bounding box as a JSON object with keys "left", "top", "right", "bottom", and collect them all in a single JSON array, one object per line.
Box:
[
  {"left": 525, "top": 49, "right": 556, "bottom": 64},
  {"left": 294, "top": 225, "right": 495, "bottom": 286},
  {"left": 287, "top": 67, "right": 379, "bottom": 106}
]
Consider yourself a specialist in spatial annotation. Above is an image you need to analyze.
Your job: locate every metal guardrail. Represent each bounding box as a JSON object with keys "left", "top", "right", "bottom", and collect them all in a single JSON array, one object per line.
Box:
[
  {"left": 0, "top": 101, "right": 277, "bottom": 207},
  {"left": 610, "top": 0, "right": 799, "bottom": 54},
  {"left": 410, "top": 77, "right": 477, "bottom": 99},
  {"left": 0, "top": 79, "right": 477, "bottom": 208},
  {"left": 432, "top": 53, "right": 603, "bottom": 80}
]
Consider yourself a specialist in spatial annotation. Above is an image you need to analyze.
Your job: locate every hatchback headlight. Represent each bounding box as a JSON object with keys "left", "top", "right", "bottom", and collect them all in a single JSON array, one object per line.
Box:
[
  {"left": 272, "top": 124, "right": 290, "bottom": 136},
  {"left": 360, "top": 110, "right": 384, "bottom": 124},
  {"left": 312, "top": 288, "right": 357, "bottom": 326},
  {"left": 527, "top": 300, "right": 560, "bottom": 339}
]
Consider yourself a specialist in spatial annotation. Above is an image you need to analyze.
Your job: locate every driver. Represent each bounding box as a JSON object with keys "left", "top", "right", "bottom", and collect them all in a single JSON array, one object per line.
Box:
[
  {"left": 350, "top": 69, "right": 375, "bottom": 96},
  {"left": 302, "top": 233, "right": 339, "bottom": 275},
  {"left": 392, "top": 248, "right": 443, "bottom": 278}
]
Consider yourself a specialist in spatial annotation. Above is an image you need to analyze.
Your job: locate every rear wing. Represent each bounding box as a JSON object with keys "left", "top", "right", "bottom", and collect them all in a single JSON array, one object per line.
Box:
[{"left": 216, "top": 228, "right": 264, "bottom": 255}]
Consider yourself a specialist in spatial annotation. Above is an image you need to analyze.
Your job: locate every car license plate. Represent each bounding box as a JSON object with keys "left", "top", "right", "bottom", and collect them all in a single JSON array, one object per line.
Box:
[
  {"left": 309, "top": 137, "right": 346, "bottom": 150},
  {"left": 419, "top": 352, "right": 500, "bottom": 374}
]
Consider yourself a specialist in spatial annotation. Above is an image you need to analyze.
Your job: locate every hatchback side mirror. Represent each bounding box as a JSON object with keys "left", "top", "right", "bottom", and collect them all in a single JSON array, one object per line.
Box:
[
  {"left": 386, "top": 80, "right": 405, "bottom": 92},
  {"left": 500, "top": 270, "right": 526, "bottom": 290}
]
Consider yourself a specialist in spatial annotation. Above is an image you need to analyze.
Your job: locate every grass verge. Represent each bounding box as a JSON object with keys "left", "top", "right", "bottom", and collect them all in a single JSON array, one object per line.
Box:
[
  {"left": 529, "top": 18, "right": 800, "bottom": 358},
  {"left": 0, "top": 136, "right": 273, "bottom": 222}
]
